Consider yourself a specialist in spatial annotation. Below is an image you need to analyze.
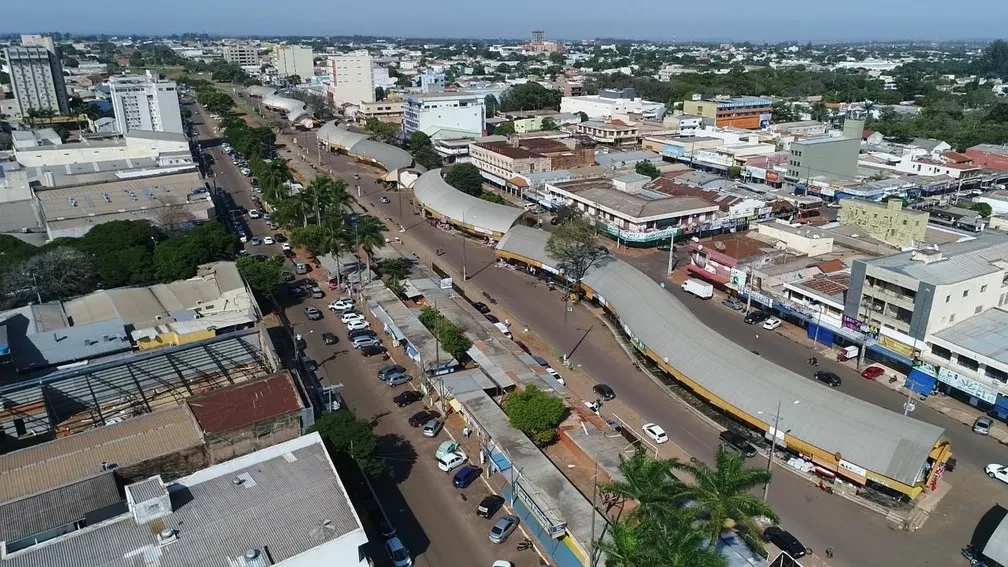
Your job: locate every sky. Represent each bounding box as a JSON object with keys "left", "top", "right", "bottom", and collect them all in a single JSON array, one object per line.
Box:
[{"left": 4, "top": 0, "right": 1007, "bottom": 43}]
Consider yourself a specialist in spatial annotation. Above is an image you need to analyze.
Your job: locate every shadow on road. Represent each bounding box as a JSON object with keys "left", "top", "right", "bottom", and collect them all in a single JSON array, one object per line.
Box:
[{"left": 378, "top": 433, "right": 418, "bottom": 484}]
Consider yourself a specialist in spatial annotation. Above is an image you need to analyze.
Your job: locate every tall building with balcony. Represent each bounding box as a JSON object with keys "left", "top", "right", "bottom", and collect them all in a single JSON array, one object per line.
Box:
[
  {"left": 4, "top": 39, "right": 69, "bottom": 115},
  {"left": 222, "top": 43, "right": 259, "bottom": 67},
  {"left": 109, "top": 71, "right": 184, "bottom": 134},
  {"left": 403, "top": 91, "right": 485, "bottom": 138},
  {"left": 323, "top": 51, "right": 375, "bottom": 105}
]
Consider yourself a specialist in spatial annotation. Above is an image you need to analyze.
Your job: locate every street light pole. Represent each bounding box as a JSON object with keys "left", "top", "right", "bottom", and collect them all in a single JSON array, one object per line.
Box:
[
  {"left": 461, "top": 211, "right": 467, "bottom": 281},
  {"left": 762, "top": 400, "right": 797, "bottom": 502}
]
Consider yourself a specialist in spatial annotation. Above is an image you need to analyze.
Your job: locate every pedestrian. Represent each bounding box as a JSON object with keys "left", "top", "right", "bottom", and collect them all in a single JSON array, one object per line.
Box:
[
  {"left": 825, "top": 546, "right": 834, "bottom": 559},
  {"left": 504, "top": 318, "right": 510, "bottom": 327},
  {"left": 463, "top": 426, "right": 470, "bottom": 438}
]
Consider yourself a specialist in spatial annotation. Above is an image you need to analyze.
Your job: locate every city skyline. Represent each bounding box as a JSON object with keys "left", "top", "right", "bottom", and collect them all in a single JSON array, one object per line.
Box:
[{"left": 4, "top": 0, "right": 1008, "bottom": 43}]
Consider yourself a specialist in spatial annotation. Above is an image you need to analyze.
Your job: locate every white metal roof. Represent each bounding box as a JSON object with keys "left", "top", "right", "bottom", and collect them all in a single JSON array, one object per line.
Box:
[
  {"left": 496, "top": 226, "right": 945, "bottom": 486},
  {"left": 413, "top": 169, "right": 524, "bottom": 236},
  {"left": 261, "top": 94, "right": 311, "bottom": 122}
]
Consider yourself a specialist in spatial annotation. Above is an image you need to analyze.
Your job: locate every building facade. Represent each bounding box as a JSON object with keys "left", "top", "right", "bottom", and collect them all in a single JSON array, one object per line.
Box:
[
  {"left": 324, "top": 50, "right": 375, "bottom": 105},
  {"left": 469, "top": 141, "right": 551, "bottom": 185},
  {"left": 784, "top": 119, "right": 864, "bottom": 188},
  {"left": 4, "top": 45, "right": 69, "bottom": 115},
  {"left": 964, "top": 144, "right": 1008, "bottom": 172},
  {"left": 403, "top": 91, "right": 486, "bottom": 138},
  {"left": 273, "top": 45, "right": 313, "bottom": 82},
  {"left": 839, "top": 198, "right": 928, "bottom": 248},
  {"left": 682, "top": 97, "right": 772, "bottom": 129},
  {"left": 356, "top": 100, "right": 403, "bottom": 123},
  {"left": 576, "top": 120, "right": 639, "bottom": 146},
  {"left": 560, "top": 88, "right": 666, "bottom": 120},
  {"left": 222, "top": 43, "right": 259, "bottom": 67},
  {"left": 109, "top": 71, "right": 184, "bottom": 134}
]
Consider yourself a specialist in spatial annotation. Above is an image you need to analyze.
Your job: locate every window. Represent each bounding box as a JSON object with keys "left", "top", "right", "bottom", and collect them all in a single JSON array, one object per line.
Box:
[
  {"left": 963, "top": 290, "right": 969, "bottom": 298},
  {"left": 945, "top": 295, "right": 951, "bottom": 303},
  {"left": 959, "top": 355, "right": 980, "bottom": 372},
  {"left": 931, "top": 344, "right": 952, "bottom": 360},
  {"left": 981, "top": 284, "right": 988, "bottom": 292},
  {"left": 976, "top": 305, "right": 983, "bottom": 314},
  {"left": 949, "top": 314, "right": 955, "bottom": 323}
]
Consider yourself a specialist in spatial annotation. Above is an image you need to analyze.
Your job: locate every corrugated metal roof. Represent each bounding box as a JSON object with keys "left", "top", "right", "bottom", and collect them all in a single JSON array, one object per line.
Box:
[
  {"left": 413, "top": 169, "right": 523, "bottom": 236},
  {"left": 126, "top": 476, "right": 166, "bottom": 502},
  {"left": 188, "top": 373, "right": 302, "bottom": 434},
  {"left": 497, "top": 226, "right": 945, "bottom": 486},
  {"left": 350, "top": 139, "right": 413, "bottom": 171},
  {"left": 317, "top": 121, "right": 370, "bottom": 150},
  {"left": 933, "top": 309, "right": 1008, "bottom": 367},
  {"left": 0, "top": 471, "right": 123, "bottom": 542}
]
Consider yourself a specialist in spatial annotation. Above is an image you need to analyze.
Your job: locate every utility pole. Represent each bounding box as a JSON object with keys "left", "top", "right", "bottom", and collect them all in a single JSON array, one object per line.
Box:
[
  {"left": 589, "top": 460, "right": 599, "bottom": 567},
  {"left": 744, "top": 267, "right": 753, "bottom": 314},
  {"left": 763, "top": 399, "right": 782, "bottom": 503},
  {"left": 461, "top": 211, "right": 468, "bottom": 281},
  {"left": 666, "top": 233, "right": 676, "bottom": 275}
]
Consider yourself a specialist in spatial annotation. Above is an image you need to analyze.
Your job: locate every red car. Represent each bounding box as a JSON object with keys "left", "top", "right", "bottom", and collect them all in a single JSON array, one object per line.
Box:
[{"left": 861, "top": 366, "right": 885, "bottom": 380}]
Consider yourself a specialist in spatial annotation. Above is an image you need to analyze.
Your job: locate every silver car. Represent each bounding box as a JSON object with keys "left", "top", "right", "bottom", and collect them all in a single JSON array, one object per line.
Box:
[
  {"left": 488, "top": 515, "right": 519, "bottom": 544},
  {"left": 974, "top": 416, "right": 994, "bottom": 436},
  {"left": 352, "top": 336, "right": 380, "bottom": 349}
]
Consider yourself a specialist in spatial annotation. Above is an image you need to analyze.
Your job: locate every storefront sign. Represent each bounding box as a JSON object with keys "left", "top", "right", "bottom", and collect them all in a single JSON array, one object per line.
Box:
[
  {"left": 877, "top": 334, "right": 916, "bottom": 358},
  {"left": 729, "top": 268, "right": 747, "bottom": 291},
  {"left": 937, "top": 367, "right": 997, "bottom": 404},
  {"left": 842, "top": 315, "right": 879, "bottom": 338},
  {"left": 766, "top": 171, "right": 780, "bottom": 183},
  {"left": 742, "top": 289, "right": 774, "bottom": 309},
  {"left": 514, "top": 479, "right": 565, "bottom": 539},
  {"left": 838, "top": 459, "right": 868, "bottom": 484}
]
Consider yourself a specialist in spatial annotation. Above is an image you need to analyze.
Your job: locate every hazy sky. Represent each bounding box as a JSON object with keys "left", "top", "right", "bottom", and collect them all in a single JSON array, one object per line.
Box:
[{"left": 4, "top": 0, "right": 1007, "bottom": 42}]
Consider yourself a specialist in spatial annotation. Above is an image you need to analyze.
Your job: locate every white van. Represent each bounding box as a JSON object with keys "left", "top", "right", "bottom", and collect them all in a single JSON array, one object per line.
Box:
[{"left": 493, "top": 321, "right": 512, "bottom": 339}]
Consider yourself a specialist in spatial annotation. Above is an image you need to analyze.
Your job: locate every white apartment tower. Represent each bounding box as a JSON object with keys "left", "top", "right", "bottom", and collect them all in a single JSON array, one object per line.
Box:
[
  {"left": 5, "top": 35, "right": 69, "bottom": 115},
  {"left": 324, "top": 51, "right": 375, "bottom": 105},
  {"left": 109, "top": 71, "right": 184, "bottom": 134},
  {"left": 273, "top": 45, "right": 314, "bottom": 82},
  {"left": 223, "top": 44, "right": 259, "bottom": 67}
]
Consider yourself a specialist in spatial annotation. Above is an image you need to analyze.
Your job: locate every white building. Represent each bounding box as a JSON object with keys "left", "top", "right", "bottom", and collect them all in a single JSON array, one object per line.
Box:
[
  {"left": 324, "top": 51, "right": 375, "bottom": 105},
  {"left": 403, "top": 91, "right": 486, "bottom": 138},
  {"left": 560, "top": 88, "right": 666, "bottom": 120},
  {"left": 15, "top": 130, "right": 192, "bottom": 168},
  {"left": 273, "top": 45, "right": 314, "bottom": 82},
  {"left": 222, "top": 43, "right": 259, "bottom": 67},
  {"left": 109, "top": 71, "right": 184, "bottom": 134},
  {"left": 4, "top": 43, "right": 69, "bottom": 115}
]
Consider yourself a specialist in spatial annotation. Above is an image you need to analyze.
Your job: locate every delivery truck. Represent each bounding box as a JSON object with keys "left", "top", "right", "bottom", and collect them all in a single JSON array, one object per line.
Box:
[{"left": 682, "top": 278, "right": 714, "bottom": 299}]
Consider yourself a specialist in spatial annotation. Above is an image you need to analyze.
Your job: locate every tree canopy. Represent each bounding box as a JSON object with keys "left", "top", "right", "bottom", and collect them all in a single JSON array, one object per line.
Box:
[
  {"left": 634, "top": 161, "right": 661, "bottom": 179},
  {"left": 444, "top": 163, "right": 484, "bottom": 197},
  {"left": 503, "top": 385, "right": 566, "bottom": 446},
  {"left": 545, "top": 216, "right": 609, "bottom": 288},
  {"left": 365, "top": 117, "right": 402, "bottom": 145},
  {"left": 309, "top": 409, "right": 385, "bottom": 476},
  {"left": 418, "top": 307, "right": 472, "bottom": 362},
  {"left": 971, "top": 202, "right": 993, "bottom": 218},
  {"left": 153, "top": 222, "right": 240, "bottom": 282},
  {"left": 499, "top": 82, "right": 563, "bottom": 112},
  {"left": 493, "top": 122, "right": 515, "bottom": 136},
  {"left": 236, "top": 255, "right": 287, "bottom": 303}
]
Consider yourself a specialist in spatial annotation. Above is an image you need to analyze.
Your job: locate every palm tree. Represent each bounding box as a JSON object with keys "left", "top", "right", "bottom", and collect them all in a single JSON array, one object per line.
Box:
[
  {"left": 597, "top": 510, "right": 725, "bottom": 567},
  {"left": 352, "top": 215, "right": 388, "bottom": 278},
  {"left": 668, "top": 445, "right": 778, "bottom": 545},
  {"left": 600, "top": 449, "right": 676, "bottom": 520},
  {"left": 595, "top": 519, "right": 648, "bottom": 567}
]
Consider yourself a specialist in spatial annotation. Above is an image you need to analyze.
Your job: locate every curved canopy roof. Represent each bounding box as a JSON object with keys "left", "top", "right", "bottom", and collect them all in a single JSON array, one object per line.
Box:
[
  {"left": 413, "top": 170, "right": 524, "bottom": 236},
  {"left": 317, "top": 121, "right": 370, "bottom": 150},
  {"left": 496, "top": 225, "right": 945, "bottom": 486},
  {"left": 315, "top": 122, "right": 413, "bottom": 172},
  {"left": 262, "top": 94, "right": 311, "bottom": 122},
  {"left": 246, "top": 86, "right": 278, "bottom": 98}
]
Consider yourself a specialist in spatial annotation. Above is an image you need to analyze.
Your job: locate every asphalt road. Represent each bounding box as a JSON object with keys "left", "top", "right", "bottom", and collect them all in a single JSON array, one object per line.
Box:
[
  {"left": 189, "top": 102, "right": 532, "bottom": 567},
  {"left": 289, "top": 139, "right": 1008, "bottom": 567}
]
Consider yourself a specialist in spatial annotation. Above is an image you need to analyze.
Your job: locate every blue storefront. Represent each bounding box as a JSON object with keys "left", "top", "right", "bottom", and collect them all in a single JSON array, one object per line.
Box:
[{"left": 906, "top": 361, "right": 1008, "bottom": 419}]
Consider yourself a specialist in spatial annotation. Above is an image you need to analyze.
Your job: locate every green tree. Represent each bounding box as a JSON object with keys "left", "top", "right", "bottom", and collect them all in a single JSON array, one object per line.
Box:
[
  {"left": 236, "top": 255, "right": 287, "bottom": 303},
  {"left": 598, "top": 512, "right": 725, "bottom": 567},
  {"left": 498, "top": 82, "right": 562, "bottom": 111},
  {"left": 540, "top": 117, "right": 557, "bottom": 131},
  {"left": 635, "top": 161, "right": 661, "bottom": 179},
  {"left": 601, "top": 450, "right": 677, "bottom": 518},
  {"left": 545, "top": 216, "right": 608, "bottom": 292},
  {"left": 0, "top": 247, "right": 98, "bottom": 306},
  {"left": 576, "top": 111, "right": 589, "bottom": 123},
  {"left": 484, "top": 94, "right": 499, "bottom": 117},
  {"left": 153, "top": 223, "right": 239, "bottom": 282},
  {"left": 503, "top": 385, "right": 566, "bottom": 445},
  {"left": 413, "top": 145, "right": 443, "bottom": 170},
  {"left": 668, "top": 445, "right": 778, "bottom": 545},
  {"left": 444, "top": 163, "right": 484, "bottom": 197},
  {"left": 309, "top": 409, "right": 385, "bottom": 476},
  {"left": 375, "top": 86, "right": 386, "bottom": 101},
  {"left": 727, "top": 165, "right": 742, "bottom": 179},
  {"left": 493, "top": 122, "right": 515, "bottom": 136},
  {"left": 351, "top": 215, "right": 388, "bottom": 269},
  {"left": 379, "top": 257, "right": 412, "bottom": 283},
  {"left": 480, "top": 191, "right": 507, "bottom": 204},
  {"left": 971, "top": 202, "right": 993, "bottom": 217},
  {"left": 771, "top": 102, "right": 795, "bottom": 123},
  {"left": 407, "top": 131, "right": 432, "bottom": 152},
  {"left": 417, "top": 306, "right": 472, "bottom": 361},
  {"left": 365, "top": 117, "right": 402, "bottom": 145},
  {"left": 0, "top": 235, "right": 38, "bottom": 269}
]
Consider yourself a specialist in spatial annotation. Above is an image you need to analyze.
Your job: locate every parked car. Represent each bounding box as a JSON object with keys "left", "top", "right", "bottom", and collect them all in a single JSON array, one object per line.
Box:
[
  {"left": 987, "top": 463, "right": 1008, "bottom": 484},
  {"left": 347, "top": 319, "right": 370, "bottom": 331},
  {"left": 762, "top": 317, "right": 782, "bottom": 330},
  {"left": 409, "top": 410, "right": 440, "bottom": 427},
  {"left": 974, "top": 416, "right": 994, "bottom": 436},
  {"left": 322, "top": 332, "right": 338, "bottom": 345},
  {"left": 393, "top": 390, "right": 422, "bottom": 407},
  {"left": 380, "top": 195, "right": 391, "bottom": 204},
  {"left": 281, "top": 242, "right": 293, "bottom": 252},
  {"left": 435, "top": 441, "right": 460, "bottom": 461},
  {"left": 378, "top": 364, "right": 407, "bottom": 380},
  {"left": 305, "top": 307, "right": 323, "bottom": 320},
  {"left": 488, "top": 515, "right": 519, "bottom": 544},
  {"left": 472, "top": 301, "right": 491, "bottom": 314},
  {"left": 352, "top": 336, "right": 380, "bottom": 349},
  {"left": 329, "top": 298, "right": 355, "bottom": 312},
  {"left": 763, "top": 526, "right": 807, "bottom": 558},
  {"left": 744, "top": 311, "right": 770, "bottom": 325},
  {"left": 249, "top": 237, "right": 262, "bottom": 247},
  {"left": 385, "top": 536, "right": 413, "bottom": 567},
  {"left": 593, "top": 384, "right": 616, "bottom": 400},
  {"left": 301, "top": 358, "right": 318, "bottom": 372},
  {"left": 477, "top": 495, "right": 505, "bottom": 519},
  {"left": 813, "top": 371, "right": 842, "bottom": 387},
  {"left": 262, "top": 236, "right": 275, "bottom": 245},
  {"left": 273, "top": 233, "right": 287, "bottom": 243},
  {"left": 310, "top": 285, "right": 324, "bottom": 299},
  {"left": 423, "top": 418, "right": 444, "bottom": 437},
  {"left": 722, "top": 298, "right": 745, "bottom": 310},
  {"left": 386, "top": 373, "right": 411, "bottom": 387},
  {"left": 341, "top": 311, "right": 365, "bottom": 324},
  {"left": 719, "top": 430, "right": 757, "bottom": 458},
  {"left": 360, "top": 344, "right": 386, "bottom": 357},
  {"left": 642, "top": 423, "right": 668, "bottom": 444},
  {"left": 248, "top": 209, "right": 261, "bottom": 219},
  {"left": 485, "top": 314, "right": 500, "bottom": 324},
  {"left": 453, "top": 465, "right": 481, "bottom": 488},
  {"left": 437, "top": 451, "right": 468, "bottom": 472},
  {"left": 349, "top": 329, "right": 377, "bottom": 340},
  {"left": 860, "top": 366, "right": 885, "bottom": 380}
]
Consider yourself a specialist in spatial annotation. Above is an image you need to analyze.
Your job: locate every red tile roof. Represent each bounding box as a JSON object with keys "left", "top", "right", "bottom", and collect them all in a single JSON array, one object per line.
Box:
[
  {"left": 815, "top": 259, "right": 846, "bottom": 273},
  {"left": 188, "top": 372, "right": 303, "bottom": 434},
  {"left": 942, "top": 151, "right": 973, "bottom": 164}
]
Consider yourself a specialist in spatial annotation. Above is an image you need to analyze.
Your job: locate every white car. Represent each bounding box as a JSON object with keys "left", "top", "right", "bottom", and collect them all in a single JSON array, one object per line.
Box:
[
  {"left": 340, "top": 311, "right": 365, "bottom": 324},
  {"left": 545, "top": 367, "right": 565, "bottom": 385},
  {"left": 281, "top": 243, "right": 293, "bottom": 252},
  {"left": 262, "top": 236, "right": 274, "bottom": 245},
  {"left": 643, "top": 423, "right": 668, "bottom": 444},
  {"left": 385, "top": 536, "right": 413, "bottom": 567},
  {"left": 346, "top": 319, "right": 370, "bottom": 331},
  {"left": 240, "top": 167, "right": 252, "bottom": 176},
  {"left": 248, "top": 209, "right": 261, "bottom": 219},
  {"left": 437, "top": 450, "right": 468, "bottom": 472},
  {"left": 329, "top": 299, "right": 354, "bottom": 312},
  {"left": 762, "top": 317, "right": 782, "bottom": 330},
  {"left": 986, "top": 464, "right": 1008, "bottom": 484},
  {"left": 492, "top": 562, "right": 514, "bottom": 567}
]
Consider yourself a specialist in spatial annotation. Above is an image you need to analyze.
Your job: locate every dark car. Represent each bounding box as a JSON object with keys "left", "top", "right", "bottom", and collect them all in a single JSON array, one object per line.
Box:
[
  {"left": 719, "top": 430, "right": 757, "bottom": 458},
  {"left": 813, "top": 371, "right": 842, "bottom": 387},
  {"left": 485, "top": 314, "right": 500, "bottom": 324},
  {"left": 472, "top": 301, "right": 491, "bottom": 314},
  {"left": 393, "top": 390, "right": 422, "bottom": 408},
  {"left": 359, "top": 344, "right": 386, "bottom": 357},
  {"left": 593, "top": 384, "right": 616, "bottom": 401},
  {"left": 378, "top": 364, "right": 407, "bottom": 380},
  {"left": 273, "top": 233, "right": 287, "bottom": 242},
  {"left": 283, "top": 248, "right": 296, "bottom": 258},
  {"left": 744, "top": 311, "right": 769, "bottom": 325},
  {"left": 514, "top": 340, "right": 530, "bottom": 353},
  {"left": 453, "top": 465, "right": 481, "bottom": 489},
  {"left": 408, "top": 410, "right": 440, "bottom": 427},
  {"left": 301, "top": 358, "right": 318, "bottom": 372},
  {"left": 322, "top": 332, "right": 338, "bottom": 345},
  {"left": 763, "top": 526, "right": 807, "bottom": 558},
  {"left": 349, "top": 328, "right": 377, "bottom": 340},
  {"left": 477, "top": 494, "right": 505, "bottom": 518}
]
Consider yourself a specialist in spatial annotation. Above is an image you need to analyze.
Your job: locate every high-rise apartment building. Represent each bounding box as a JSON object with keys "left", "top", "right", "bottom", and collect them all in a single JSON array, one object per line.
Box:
[
  {"left": 5, "top": 35, "right": 69, "bottom": 115},
  {"left": 222, "top": 44, "right": 259, "bottom": 67},
  {"left": 109, "top": 71, "right": 184, "bottom": 134},
  {"left": 324, "top": 51, "right": 375, "bottom": 105},
  {"left": 532, "top": 30, "right": 545, "bottom": 45},
  {"left": 403, "top": 91, "right": 485, "bottom": 138},
  {"left": 273, "top": 45, "right": 313, "bottom": 82}
]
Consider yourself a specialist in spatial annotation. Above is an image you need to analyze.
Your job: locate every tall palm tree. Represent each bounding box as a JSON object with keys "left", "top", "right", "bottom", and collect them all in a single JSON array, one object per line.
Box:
[
  {"left": 668, "top": 445, "right": 778, "bottom": 545},
  {"left": 600, "top": 449, "right": 676, "bottom": 520},
  {"left": 352, "top": 215, "right": 388, "bottom": 279},
  {"left": 595, "top": 519, "right": 647, "bottom": 567},
  {"left": 597, "top": 511, "right": 725, "bottom": 567}
]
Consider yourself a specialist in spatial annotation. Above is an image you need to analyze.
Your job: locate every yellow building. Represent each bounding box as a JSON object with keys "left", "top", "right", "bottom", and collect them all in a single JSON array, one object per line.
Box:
[{"left": 839, "top": 198, "right": 928, "bottom": 248}]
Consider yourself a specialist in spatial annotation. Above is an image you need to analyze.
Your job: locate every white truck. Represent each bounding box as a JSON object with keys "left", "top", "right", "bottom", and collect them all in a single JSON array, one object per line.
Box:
[{"left": 681, "top": 278, "right": 714, "bottom": 299}]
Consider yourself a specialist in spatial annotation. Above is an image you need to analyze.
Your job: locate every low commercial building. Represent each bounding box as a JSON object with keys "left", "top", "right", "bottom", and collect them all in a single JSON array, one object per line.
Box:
[
  {"left": 769, "top": 120, "right": 829, "bottom": 137},
  {"left": 575, "top": 119, "right": 639, "bottom": 146},
  {"left": 469, "top": 141, "right": 551, "bottom": 186},
  {"left": 434, "top": 134, "right": 507, "bottom": 164},
  {"left": 0, "top": 433, "right": 369, "bottom": 567},
  {"left": 560, "top": 88, "right": 666, "bottom": 120},
  {"left": 755, "top": 221, "right": 834, "bottom": 257},
  {"left": 356, "top": 100, "right": 403, "bottom": 123},
  {"left": 682, "top": 96, "right": 773, "bottom": 129},
  {"left": 317, "top": 121, "right": 413, "bottom": 172},
  {"left": 662, "top": 113, "right": 703, "bottom": 135},
  {"left": 965, "top": 144, "right": 1008, "bottom": 171},
  {"left": 595, "top": 149, "right": 662, "bottom": 170},
  {"left": 14, "top": 130, "right": 192, "bottom": 169},
  {"left": 839, "top": 198, "right": 929, "bottom": 248},
  {"left": 545, "top": 175, "right": 718, "bottom": 245},
  {"left": 403, "top": 91, "right": 486, "bottom": 139}
]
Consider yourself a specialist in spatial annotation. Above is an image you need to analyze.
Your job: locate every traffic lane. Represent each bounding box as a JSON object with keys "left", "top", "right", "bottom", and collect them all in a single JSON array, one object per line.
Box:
[
  {"left": 289, "top": 304, "right": 520, "bottom": 567},
  {"left": 619, "top": 250, "right": 1003, "bottom": 470}
]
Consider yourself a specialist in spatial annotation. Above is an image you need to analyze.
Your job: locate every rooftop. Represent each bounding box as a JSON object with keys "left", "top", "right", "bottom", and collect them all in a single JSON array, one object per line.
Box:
[
  {"left": 790, "top": 273, "right": 851, "bottom": 303},
  {"left": 407, "top": 90, "right": 480, "bottom": 100},
  {"left": 864, "top": 233, "right": 1008, "bottom": 285},
  {"left": 0, "top": 433, "right": 366, "bottom": 567},
  {"left": 187, "top": 372, "right": 303, "bottom": 434},
  {"left": 933, "top": 308, "right": 1008, "bottom": 367},
  {"left": 473, "top": 141, "right": 543, "bottom": 160},
  {"left": 0, "top": 471, "right": 124, "bottom": 544},
  {"left": 551, "top": 178, "right": 716, "bottom": 219}
]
